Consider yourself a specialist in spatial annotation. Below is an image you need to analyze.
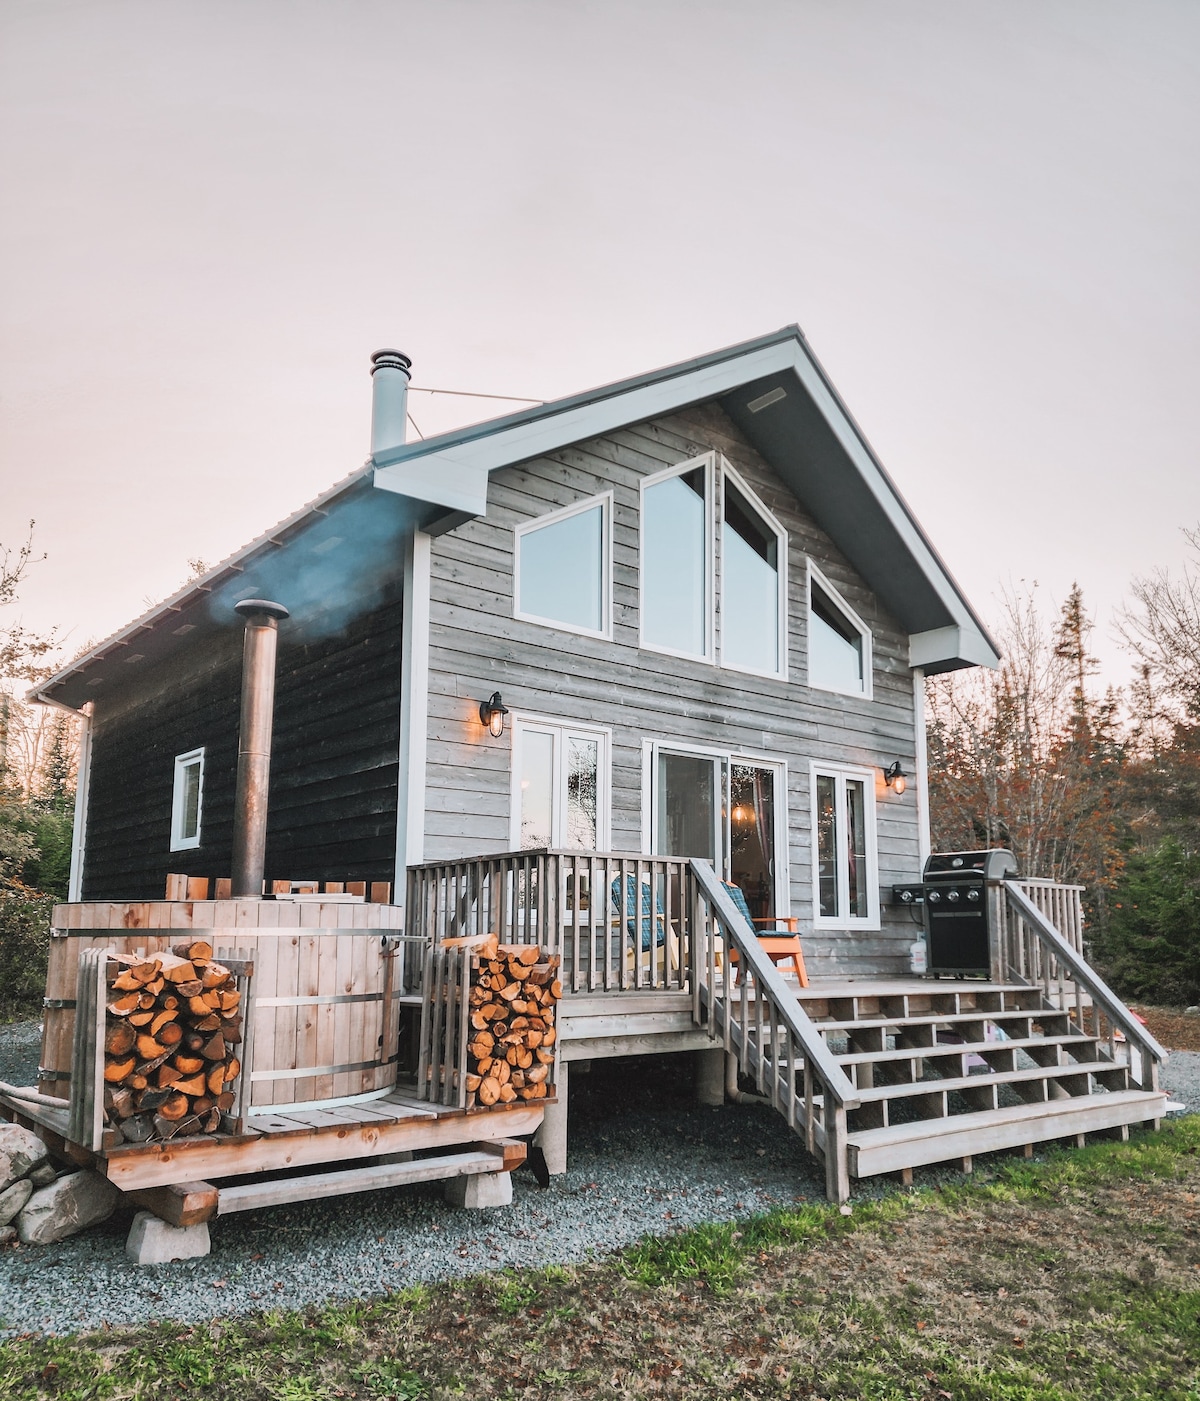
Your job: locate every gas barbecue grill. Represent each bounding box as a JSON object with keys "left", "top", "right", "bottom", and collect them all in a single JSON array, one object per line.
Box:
[{"left": 892, "top": 849, "right": 1019, "bottom": 976}]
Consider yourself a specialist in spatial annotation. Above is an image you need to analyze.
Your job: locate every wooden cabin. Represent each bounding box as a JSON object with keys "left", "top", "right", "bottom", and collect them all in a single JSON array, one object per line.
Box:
[{"left": 11, "top": 329, "right": 1165, "bottom": 1246}]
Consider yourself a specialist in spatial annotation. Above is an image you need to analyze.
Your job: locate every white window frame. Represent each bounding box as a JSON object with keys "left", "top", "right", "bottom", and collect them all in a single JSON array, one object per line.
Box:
[
  {"left": 809, "top": 760, "right": 880, "bottom": 930},
  {"left": 647, "top": 737, "right": 789, "bottom": 912},
  {"left": 638, "top": 452, "right": 716, "bottom": 664},
  {"left": 513, "top": 491, "right": 613, "bottom": 641},
  {"left": 509, "top": 712, "right": 612, "bottom": 851},
  {"left": 170, "top": 747, "right": 205, "bottom": 852},
  {"left": 719, "top": 461, "right": 789, "bottom": 681},
  {"left": 806, "top": 560, "right": 873, "bottom": 701}
]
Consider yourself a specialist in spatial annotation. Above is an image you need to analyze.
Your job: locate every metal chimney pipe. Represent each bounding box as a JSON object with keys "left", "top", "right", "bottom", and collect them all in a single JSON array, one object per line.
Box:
[
  {"left": 370, "top": 348, "right": 412, "bottom": 459},
  {"left": 230, "top": 599, "right": 290, "bottom": 898}
]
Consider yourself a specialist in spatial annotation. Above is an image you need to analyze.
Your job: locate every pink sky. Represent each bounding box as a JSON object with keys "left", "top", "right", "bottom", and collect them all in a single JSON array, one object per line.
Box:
[{"left": 2, "top": 1, "right": 1197, "bottom": 688}]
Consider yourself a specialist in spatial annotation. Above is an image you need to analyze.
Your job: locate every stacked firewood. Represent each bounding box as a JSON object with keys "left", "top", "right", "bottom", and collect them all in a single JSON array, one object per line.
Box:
[
  {"left": 464, "top": 938, "right": 560, "bottom": 1108},
  {"left": 101, "top": 940, "right": 244, "bottom": 1142}
]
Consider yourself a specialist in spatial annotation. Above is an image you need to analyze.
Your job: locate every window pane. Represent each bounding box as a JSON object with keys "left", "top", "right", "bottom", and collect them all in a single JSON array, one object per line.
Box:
[
  {"left": 810, "top": 585, "right": 864, "bottom": 692},
  {"left": 520, "top": 730, "right": 555, "bottom": 849},
  {"left": 846, "top": 779, "right": 868, "bottom": 917},
  {"left": 643, "top": 468, "right": 707, "bottom": 656},
  {"left": 722, "top": 483, "right": 780, "bottom": 673},
  {"left": 519, "top": 504, "right": 604, "bottom": 633},
  {"left": 182, "top": 761, "right": 201, "bottom": 840},
  {"left": 815, "top": 774, "right": 838, "bottom": 918},
  {"left": 566, "top": 737, "right": 598, "bottom": 851},
  {"left": 730, "top": 764, "right": 775, "bottom": 920},
  {"left": 656, "top": 751, "right": 716, "bottom": 861}
]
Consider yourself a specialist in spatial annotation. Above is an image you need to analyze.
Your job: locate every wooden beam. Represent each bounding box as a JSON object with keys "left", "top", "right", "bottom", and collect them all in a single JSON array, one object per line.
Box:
[{"left": 127, "top": 1180, "right": 219, "bottom": 1227}]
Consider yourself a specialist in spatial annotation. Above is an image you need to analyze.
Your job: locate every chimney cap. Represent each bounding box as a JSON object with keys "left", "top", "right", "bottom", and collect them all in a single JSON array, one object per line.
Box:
[
  {"left": 235, "top": 598, "right": 290, "bottom": 622},
  {"left": 371, "top": 349, "right": 412, "bottom": 377}
]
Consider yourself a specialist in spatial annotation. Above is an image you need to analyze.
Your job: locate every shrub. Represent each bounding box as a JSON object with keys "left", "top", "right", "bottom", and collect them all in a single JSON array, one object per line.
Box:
[
  {"left": 1095, "top": 837, "right": 1200, "bottom": 1005},
  {"left": 0, "top": 886, "right": 54, "bottom": 1022}
]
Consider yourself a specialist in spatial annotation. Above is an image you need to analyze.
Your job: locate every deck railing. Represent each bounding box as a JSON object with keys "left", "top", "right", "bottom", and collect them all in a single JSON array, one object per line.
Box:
[
  {"left": 405, "top": 849, "right": 694, "bottom": 994},
  {"left": 999, "top": 880, "right": 1167, "bottom": 1091},
  {"left": 1015, "top": 879, "right": 1086, "bottom": 957},
  {"left": 688, "top": 858, "right": 860, "bottom": 1202}
]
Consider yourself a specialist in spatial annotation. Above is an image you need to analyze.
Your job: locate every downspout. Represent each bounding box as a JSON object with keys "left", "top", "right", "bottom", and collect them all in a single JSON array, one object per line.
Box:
[{"left": 913, "top": 667, "right": 931, "bottom": 864}]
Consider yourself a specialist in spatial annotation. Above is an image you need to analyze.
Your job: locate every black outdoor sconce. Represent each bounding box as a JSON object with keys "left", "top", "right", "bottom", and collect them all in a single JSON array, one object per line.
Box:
[
  {"left": 479, "top": 692, "right": 509, "bottom": 738},
  {"left": 884, "top": 761, "right": 907, "bottom": 795}
]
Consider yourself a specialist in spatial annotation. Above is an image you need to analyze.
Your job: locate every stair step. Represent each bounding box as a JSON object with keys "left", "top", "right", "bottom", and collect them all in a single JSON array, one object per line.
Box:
[
  {"left": 815, "top": 1008, "right": 1068, "bottom": 1036},
  {"left": 846, "top": 1089, "right": 1166, "bottom": 1178},
  {"left": 835, "top": 1032, "right": 1102, "bottom": 1068},
  {"left": 850, "top": 1060, "right": 1126, "bottom": 1104}
]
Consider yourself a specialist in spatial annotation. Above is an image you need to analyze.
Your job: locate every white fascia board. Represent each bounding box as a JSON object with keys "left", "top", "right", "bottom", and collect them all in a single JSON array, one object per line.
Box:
[
  {"left": 909, "top": 625, "right": 1001, "bottom": 671},
  {"left": 787, "top": 346, "right": 992, "bottom": 648},
  {"left": 371, "top": 342, "right": 799, "bottom": 512}
]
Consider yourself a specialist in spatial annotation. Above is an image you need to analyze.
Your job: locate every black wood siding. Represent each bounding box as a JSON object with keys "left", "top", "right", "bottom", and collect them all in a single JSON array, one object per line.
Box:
[{"left": 82, "top": 587, "right": 403, "bottom": 899}]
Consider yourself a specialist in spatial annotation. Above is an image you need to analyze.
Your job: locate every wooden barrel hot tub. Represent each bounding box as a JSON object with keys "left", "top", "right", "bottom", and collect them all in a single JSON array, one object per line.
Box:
[{"left": 41, "top": 898, "right": 416, "bottom": 1112}]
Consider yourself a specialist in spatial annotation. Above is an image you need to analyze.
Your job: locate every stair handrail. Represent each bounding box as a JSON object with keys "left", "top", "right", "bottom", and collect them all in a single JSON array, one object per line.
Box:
[
  {"left": 1001, "top": 879, "right": 1167, "bottom": 1088},
  {"left": 688, "top": 859, "right": 859, "bottom": 1200}
]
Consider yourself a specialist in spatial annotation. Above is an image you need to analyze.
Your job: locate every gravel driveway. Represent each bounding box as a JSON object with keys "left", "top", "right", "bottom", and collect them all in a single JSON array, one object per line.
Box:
[{"left": 1, "top": 1019, "right": 1195, "bottom": 1338}]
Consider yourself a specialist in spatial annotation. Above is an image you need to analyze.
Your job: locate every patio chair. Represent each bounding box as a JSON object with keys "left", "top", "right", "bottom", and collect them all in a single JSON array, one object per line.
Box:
[
  {"left": 610, "top": 873, "right": 667, "bottom": 952},
  {"left": 722, "top": 880, "right": 808, "bottom": 987}
]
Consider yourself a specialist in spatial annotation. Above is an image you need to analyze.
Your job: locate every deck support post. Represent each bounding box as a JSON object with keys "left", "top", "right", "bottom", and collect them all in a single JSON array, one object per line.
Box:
[
  {"left": 824, "top": 1104, "right": 850, "bottom": 1204},
  {"left": 694, "top": 1047, "right": 725, "bottom": 1107},
  {"left": 535, "top": 1062, "right": 568, "bottom": 1175}
]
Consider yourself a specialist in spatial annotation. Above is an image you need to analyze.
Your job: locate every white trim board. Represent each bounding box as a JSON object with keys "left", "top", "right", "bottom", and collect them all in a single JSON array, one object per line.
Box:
[{"left": 395, "top": 530, "right": 432, "bottom": 873}]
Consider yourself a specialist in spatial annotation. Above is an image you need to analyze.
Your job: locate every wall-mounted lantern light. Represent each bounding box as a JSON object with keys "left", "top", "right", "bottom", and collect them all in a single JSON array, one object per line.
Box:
[
  {"left": 884, "top": 761, "right": 907, "bottom": 795},
  {"left": 478, "top": 691, "right": 509, "bottom": 738}
]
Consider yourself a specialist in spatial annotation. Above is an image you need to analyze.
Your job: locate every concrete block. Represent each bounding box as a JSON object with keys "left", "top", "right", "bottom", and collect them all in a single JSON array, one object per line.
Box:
[
  {"left": 694, "top": 1046, "right": 725, "bottom": 1106},
  {"left": 444, "top": 1170, "right": 513, "bottom": 1209},
  {"left": 534, "top": 1060, "right": 567, "bottom": 1175},
  {"left": 125, "top": 1210, "right": 211, "bottom": 1264},
  {"left": 17, "top": 1169, "right": 120, "bottom": 1245},
  {"left": 0, "top": 1124, "right": 47, "bottom": 1193}
]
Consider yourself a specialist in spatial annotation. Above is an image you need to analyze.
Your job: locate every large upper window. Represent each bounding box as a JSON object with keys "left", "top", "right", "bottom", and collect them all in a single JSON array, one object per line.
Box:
[
  {"left": 641, "top": 454, "right": 787, "bottom": 678},
  {"left": 720, "top": 469, "right": 786, "bottom": 677},
  {"left": 807, "top": 564, "right": 872, "bottom": 698},
  {"left": 170, "top": 748, "right": 204, "bottom": 851},
  {"left": 811, "top": 764, "right": 878, "bottom": 928},
  {"left": 641, "top": 460, "right": 712, "bottom": 659},
  {"left": 511, "top": 716, "right": 610, "bottom": 851},
  {"left": 515, "top": 493, "right": 611, "bottom": 638}
]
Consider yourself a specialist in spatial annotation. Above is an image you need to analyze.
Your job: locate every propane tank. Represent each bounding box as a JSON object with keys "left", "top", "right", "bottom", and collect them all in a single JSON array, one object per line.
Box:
[{"left": 909, "top": 939, "right": 928, "bottom": 976}]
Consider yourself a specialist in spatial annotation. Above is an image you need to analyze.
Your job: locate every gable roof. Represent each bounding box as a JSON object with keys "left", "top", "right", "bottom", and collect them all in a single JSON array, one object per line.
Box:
[{"left": 34, "top": 325, "right": 998, "bottom": 711}]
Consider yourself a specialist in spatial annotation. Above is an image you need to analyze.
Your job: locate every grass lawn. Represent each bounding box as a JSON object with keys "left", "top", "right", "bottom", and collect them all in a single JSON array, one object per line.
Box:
[{"left": 3, "top": 1116, "right": 1198, "bottom": 1401}]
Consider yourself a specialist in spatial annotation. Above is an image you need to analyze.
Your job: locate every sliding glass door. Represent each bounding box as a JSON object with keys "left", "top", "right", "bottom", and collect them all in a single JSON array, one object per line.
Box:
[{"left": 652, "top": 746, "right": 784, "bottom": 918}]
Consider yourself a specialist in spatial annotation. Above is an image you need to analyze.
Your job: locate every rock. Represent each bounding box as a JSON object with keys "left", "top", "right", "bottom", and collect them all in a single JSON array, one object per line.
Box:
[
  {"left": 125, "top": 1210, "right": 211, "bottom": 1264},
  {"left": 28, "top": 1163, "right": 58, "bottom": 1188},
  {"left": 0, "top": 1178, "right": 33, "bottom": 1226},
  {"left": 0, "top": 1225, "right": 15, "bottom": 1244},
  {"left": 1185, "top": 1006, "right": 1200, "bottom": 1017},
  {"left": 17, "top": 1170, "right": 120, "bottom": 1245},
  {"left": 0, "top": 1124, "right": 48, "bottom": 1192}
]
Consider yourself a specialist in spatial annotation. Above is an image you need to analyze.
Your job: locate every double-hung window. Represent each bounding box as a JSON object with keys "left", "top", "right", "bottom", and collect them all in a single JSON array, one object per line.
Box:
[
  {"left": 514, "top": 493, "right": 612, "bottom": 639},
  {"left": 640, "top": 453, "right": 787, "bottom": 679},
  {"left": 511, "top": 716, "right": 611, "bottom": 851},
  {"left": 170, "top": 748, "right": 205, "bottom": 851},
  {"left": 811, "top": 763, "right": 879, "bottom": 928},
  {"left": 807, "top": 562, "right": 871, "bottom": 698}
]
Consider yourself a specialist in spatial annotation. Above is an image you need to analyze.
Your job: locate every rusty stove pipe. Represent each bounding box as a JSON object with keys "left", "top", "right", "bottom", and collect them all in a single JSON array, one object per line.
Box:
[{"left": 230, "top": 599, "right": 289, "bottom": 898}]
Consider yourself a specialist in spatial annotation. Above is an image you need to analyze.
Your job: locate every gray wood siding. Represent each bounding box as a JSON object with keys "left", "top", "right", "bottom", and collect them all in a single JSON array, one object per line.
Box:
[{"left": 423, "top": 402, "right": 923, "bottom": 976}]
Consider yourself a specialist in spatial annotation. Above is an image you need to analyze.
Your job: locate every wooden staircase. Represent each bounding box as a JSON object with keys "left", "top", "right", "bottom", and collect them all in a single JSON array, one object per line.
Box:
[
  {"left": 687, "top": 862, "right": 1169, "bottom": 1201},
  {"left": 797, "top": 982, "right": 1167, "bottom": 1182}
]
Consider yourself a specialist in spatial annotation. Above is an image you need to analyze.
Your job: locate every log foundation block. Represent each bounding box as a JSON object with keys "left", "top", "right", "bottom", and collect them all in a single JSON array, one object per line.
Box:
[
  {"left": 444, "top": 1170, "right": 513, "bottom": 1209},
  {"left": 694, "top": 1047, "right": 725, "bottom": 1107},
  {"left": 126, "top": 1209, "right": 211, "bottom": 1264},
  {"left": 534, "top": 1061, "right": 567, "bottom": 1175}
]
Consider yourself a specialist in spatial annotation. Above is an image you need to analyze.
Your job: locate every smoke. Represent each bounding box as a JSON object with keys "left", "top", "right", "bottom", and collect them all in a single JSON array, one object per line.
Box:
[{"left": 203, "top": 486, "right": 422, "bottom": 644}]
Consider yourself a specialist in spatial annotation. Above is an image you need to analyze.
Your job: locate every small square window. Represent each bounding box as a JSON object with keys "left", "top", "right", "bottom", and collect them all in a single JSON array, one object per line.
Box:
[{"left": 171, "top": 748, "right": 205, "bottom": 851}]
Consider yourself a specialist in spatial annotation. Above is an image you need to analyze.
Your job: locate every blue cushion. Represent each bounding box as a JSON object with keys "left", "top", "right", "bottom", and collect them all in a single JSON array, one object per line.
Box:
[
  {"left": 721, "top": 881, "right": 756, "bottom": 933},
  {"left": 610, "top": 875, "right": 666, "bottom": 951}
]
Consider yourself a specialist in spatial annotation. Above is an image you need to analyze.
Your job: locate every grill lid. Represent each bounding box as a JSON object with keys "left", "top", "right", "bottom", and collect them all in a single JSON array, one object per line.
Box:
[{"left": 923, "top": 849, "right": 1018, "bottom": 881}]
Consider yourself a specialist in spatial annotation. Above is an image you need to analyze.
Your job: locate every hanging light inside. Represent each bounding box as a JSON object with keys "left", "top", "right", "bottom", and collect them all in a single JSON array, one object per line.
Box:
[
  {"left": 884, "top": 761, "right": 907, "bottom": 795},
  {"left": 478, "top": 692, "right": 509, "bottom": 738}
]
